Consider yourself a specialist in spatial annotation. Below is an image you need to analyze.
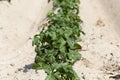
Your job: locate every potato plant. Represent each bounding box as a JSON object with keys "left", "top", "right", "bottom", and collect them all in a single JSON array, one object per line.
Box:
[{"left": 32, "top": 0, "right": 84, "bottom": 80}]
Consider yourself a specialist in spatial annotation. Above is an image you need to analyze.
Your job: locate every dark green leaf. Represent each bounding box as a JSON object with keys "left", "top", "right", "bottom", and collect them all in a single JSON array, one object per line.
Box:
[
  {"left": 49, "top": 31, "right": 56, "bottom": 40},
  {"left": 67, "top": 39, "right": 74, "bottom": 49},
  {"left": 60, "top": 46, "right": 66, "bottom": 53},
  {"left": 32, "top": 35, "right": 40, "bottom": 46},
  {"left": 67, "top": 50, "right": 81, "bottom": 63},
  {"left": 73, "top": 43, "right": 82, "bottom": 50},
  {"left": 45, "top": 75, "right": 56, "bottom": 80}
]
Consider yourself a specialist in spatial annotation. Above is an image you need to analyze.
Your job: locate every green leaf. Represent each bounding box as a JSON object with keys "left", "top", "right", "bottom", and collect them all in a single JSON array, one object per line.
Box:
[
  {"left": 32, "top": 62, "right": 45, "bottom": 70},
  {"left": 67, "top": 39, "right": 74, "bottom": 49},
  {"left": 72, "top": 43, "right": 82, "bottom": 50},
  {"left": 47, "top": 10, "right": 53, "bottom": 17},
  {"left": 64, "top": 29, "right": 73, "bottom": 39},
  {"left": 52, "top": 63, "right": 61, "bottom": 69},
  {"left": 32, "top": 35, "right": 40, "bottom": 46},
  {"left": 67, "top": 50, "right": 81, "bottom": 64},
  {"left": 45, "top": 75, "right": 56, "bottom": 80},
  {"left": 59, "top": 37, "right": 66, "bottom": 48},
  {"left": 60, "top": 46, "right": 66, "bottom": 53},
  {"left": 49, "top": 31, "right": 57, "bottom": 40},
  {"left": 32, "top": 63, "right": 40, "bottom": 69},
  {"left": 53, "top": 72, "right": 61, "bottom": 80},
  {"left": 35, "top": 46, "right": 40, "bottom": 53}
]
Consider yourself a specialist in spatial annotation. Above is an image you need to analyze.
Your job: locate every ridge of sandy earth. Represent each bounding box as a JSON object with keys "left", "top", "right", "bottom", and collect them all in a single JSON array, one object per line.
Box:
[
  {"left": 74, "top": 0, "right": 120, "bottom": 80},
  {"left": 0, "top": 0, "right": 120, "bottom": 80},
  {"left": 0, "top": 0, "right": 52, "bottom": 80}
]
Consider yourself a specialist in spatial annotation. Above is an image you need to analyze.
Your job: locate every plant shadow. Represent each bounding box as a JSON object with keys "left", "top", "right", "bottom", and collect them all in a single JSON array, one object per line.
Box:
[{"left": 23, "top": 64, "right": 33, "bottom": 72}]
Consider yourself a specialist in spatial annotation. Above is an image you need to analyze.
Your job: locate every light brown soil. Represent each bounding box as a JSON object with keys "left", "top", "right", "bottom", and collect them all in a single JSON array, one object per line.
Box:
[{"left": 0, "top": 0, "right": 120, "bottom": 80}]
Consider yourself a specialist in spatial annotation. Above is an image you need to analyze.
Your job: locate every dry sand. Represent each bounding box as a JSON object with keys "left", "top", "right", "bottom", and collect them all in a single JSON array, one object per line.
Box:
[{"left": 0, "top": 0, "right": 120, "bottom": 80}]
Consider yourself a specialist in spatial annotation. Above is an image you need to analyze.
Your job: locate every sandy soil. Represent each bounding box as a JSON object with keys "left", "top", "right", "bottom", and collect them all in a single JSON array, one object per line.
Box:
[{"left": 0, "top": 0, "right": 120, "bottom": 80}]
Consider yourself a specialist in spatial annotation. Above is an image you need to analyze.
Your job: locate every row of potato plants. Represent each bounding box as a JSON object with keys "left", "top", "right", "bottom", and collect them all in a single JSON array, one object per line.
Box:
[{"left": 32, "top": 0, "right": 84, "bottom": 80}]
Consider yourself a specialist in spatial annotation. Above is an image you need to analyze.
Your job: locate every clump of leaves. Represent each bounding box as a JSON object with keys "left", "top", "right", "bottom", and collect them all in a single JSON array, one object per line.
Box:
[{"left": 32, "top": 0, "right": 84, "bottom": 80}]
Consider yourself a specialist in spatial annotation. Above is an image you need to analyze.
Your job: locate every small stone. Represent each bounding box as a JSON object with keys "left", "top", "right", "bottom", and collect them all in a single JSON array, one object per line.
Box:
[
  {"left": 118, "top": 67, "right": 120, "bottom": 70},
  {"left": 110, "top": 42, "right": 113, "bottom": 45},
  {"left": 10, "top": 64, "right": 15, "bottom": 66},
  {"left": 110, "top": 53, "right": 113, "bottom": 56},
  {"left": 29, "top": 37, "right": 32, "bottom": 39},
  {"left": 117, "top": 45, "right": 119, "bottom": 47},
  {"left": 100, "top": 35, "right": 103, "bottom": 38},
  {"left": 15, "top": 70, "right": 18, "bottom": 73},
  {"left": 18, "top": 68, "right": 23, "bottom": 71},
  {"left": 82, "top": 75, "right": 85, "bottom": 79},
  {"left": 96, "top": 19, "right": 105, "bottom": 27},
  {"left": 7, "top": 73, "right": 9, "bottom": 75}
]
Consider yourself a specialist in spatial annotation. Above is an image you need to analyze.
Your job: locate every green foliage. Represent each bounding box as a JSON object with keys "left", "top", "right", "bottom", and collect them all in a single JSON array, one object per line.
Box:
[{"left": 32, "top": 0, "right": 83, "bottom": 80}]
